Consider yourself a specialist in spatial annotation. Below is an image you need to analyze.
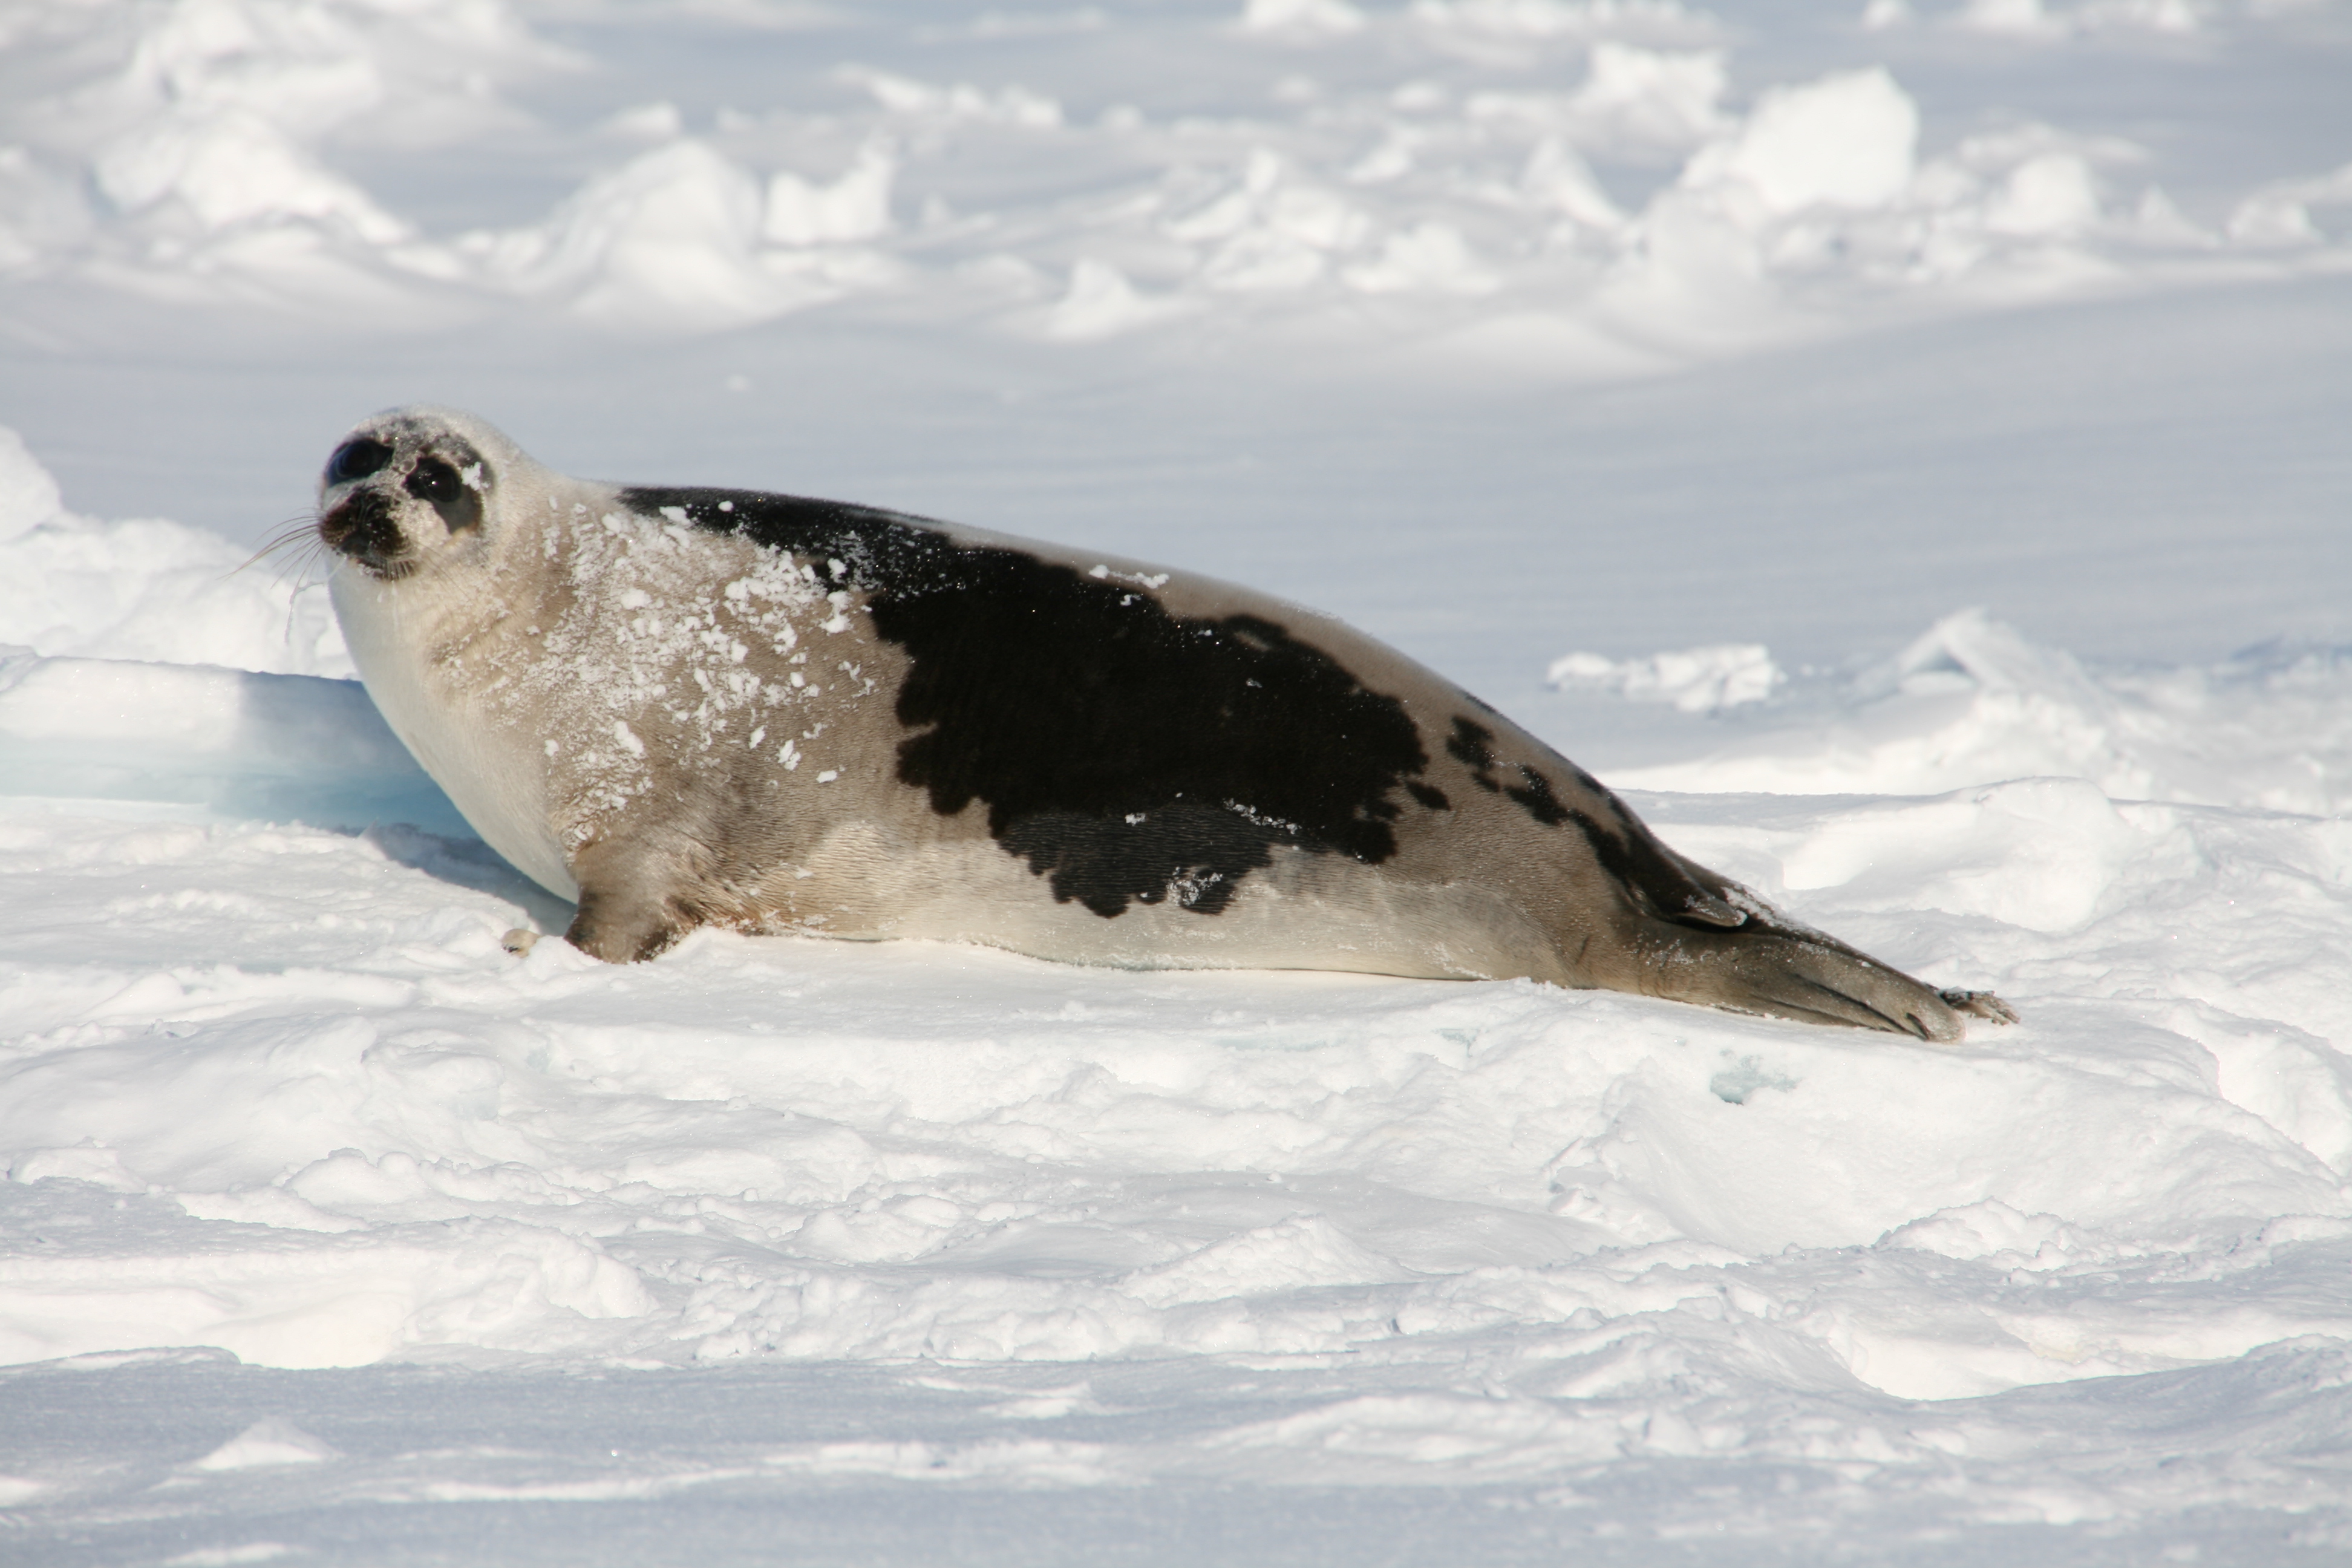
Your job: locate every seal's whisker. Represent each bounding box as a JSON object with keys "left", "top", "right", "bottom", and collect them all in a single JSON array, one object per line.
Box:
[
  {"left": 284, "top": 540, "right": 332, "bottom": 590},
  {"left": 238, "top": 516, "right": 340, "bottom": 595},
  {"left": 260, "top": 532, "right": 341, "bottom": 658},
  {"left": 238, "top": 515, "right": 324, "bottom": 576}
]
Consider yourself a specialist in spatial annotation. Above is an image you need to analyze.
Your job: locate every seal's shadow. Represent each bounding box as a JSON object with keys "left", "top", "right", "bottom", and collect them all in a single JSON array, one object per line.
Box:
[
  {"left": 214, "top": 665, "right": 574, "bottom": 933},
  {"left": 361, "top": 821, "right": 577, "bottom": 936}
]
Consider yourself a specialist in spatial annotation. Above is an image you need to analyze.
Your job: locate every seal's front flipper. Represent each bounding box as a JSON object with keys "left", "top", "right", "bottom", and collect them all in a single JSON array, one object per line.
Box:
[{"left": 564, "top": 838, "right": 696, "bottom": 963}]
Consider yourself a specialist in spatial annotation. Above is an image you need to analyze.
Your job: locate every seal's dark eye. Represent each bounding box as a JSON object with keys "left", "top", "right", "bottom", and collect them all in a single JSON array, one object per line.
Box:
[
  {"left": 405, "top": 457, "right": 465, "bottom": 505},
  {"left": 326, "top": 437, "right": 392, "bottom": 485}
]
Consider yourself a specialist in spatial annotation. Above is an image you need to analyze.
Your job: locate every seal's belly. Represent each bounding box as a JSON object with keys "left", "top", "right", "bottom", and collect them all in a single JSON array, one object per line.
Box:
[{"left": 773, "top": 821, "right": 1560, "bottom": 982}]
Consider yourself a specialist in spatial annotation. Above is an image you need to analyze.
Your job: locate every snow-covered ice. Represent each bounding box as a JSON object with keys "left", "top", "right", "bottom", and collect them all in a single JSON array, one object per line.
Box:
[{"left": 2, "top": 1, "right": 2350, "bottom": 1562}]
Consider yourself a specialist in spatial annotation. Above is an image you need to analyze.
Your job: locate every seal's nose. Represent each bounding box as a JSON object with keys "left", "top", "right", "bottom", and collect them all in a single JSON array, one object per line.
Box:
[{"left": 318, "top": 486, "right": 408, "bottom": 577}]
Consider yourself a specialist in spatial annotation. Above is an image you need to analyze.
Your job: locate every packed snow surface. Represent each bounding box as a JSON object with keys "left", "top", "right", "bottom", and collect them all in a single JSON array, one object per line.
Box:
[{"left": 2, "top": 0, "right": 2350, "bottom": 1563}]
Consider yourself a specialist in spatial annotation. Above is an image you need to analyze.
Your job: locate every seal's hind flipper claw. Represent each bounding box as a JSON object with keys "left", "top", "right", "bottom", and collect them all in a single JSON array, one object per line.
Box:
[{"left": 1939, "top": 988, "right": 2020, "bottom": 1027}]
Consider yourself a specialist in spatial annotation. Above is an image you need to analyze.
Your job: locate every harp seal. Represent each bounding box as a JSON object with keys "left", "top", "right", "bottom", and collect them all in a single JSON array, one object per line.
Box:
[{"left": 317, "top": 406, "right": 2014, "bottom": 1040}]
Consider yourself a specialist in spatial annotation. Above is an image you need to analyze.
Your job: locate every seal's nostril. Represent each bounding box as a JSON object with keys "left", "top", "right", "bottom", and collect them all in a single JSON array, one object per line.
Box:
[{"left": 318, "top": 488, "right": 407, "bottom": 577}]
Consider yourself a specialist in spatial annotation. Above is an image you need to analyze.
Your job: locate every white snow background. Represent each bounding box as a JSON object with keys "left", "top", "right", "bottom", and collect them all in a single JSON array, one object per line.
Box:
[{"left": 2, "top": 0, "right": 2351, "bottom": 1562}]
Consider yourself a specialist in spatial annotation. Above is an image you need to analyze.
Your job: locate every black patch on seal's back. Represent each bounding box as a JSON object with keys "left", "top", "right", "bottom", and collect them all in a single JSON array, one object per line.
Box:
[
  {"left": 621, "top": 486, "right": 1433, "bottom": 918},
  {"left": 1442, "top": 714, "right": 1728, "bottom": 928},
  {"left": 1448, "top": 717, "right": 1572, "bottom": 824},
  {"left": 999, "top": 805, "right": 1281, "bottom": 918},
  {"left": 1448, "top": 717, "right": 1502, "bottom": 788},
  {"left": 1501, "top": 765, "right": 1570, "bottom": 827}
]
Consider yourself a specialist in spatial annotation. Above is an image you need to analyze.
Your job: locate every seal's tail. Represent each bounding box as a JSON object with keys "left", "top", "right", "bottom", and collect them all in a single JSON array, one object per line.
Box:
[
  {"left": 1559, "top": 796, "right": 2015, "bottom": 1039},
  {"left": 1619, "top": 908, "right": 2018, "bottom": 1040}
]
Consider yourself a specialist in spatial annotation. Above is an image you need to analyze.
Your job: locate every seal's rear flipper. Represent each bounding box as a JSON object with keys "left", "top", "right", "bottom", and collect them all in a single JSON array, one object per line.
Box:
[
  {"left": 1736, "top": 941, "right": 2014, "bottom": 1042},
  {"left": 1628, "top": 865, "right": 2019, "bottom": 1041},
  {"left": 1618, "top": 920, "right": 2007, "bottom": 1043},
  {"left": 1939, "top": 988, "right": 2020, "bottom": 1026}
]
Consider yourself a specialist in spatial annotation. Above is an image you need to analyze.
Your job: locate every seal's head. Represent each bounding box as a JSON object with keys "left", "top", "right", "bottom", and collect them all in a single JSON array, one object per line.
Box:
[{"left": 316, "top": 407, "right": 522, "bottom": 581}]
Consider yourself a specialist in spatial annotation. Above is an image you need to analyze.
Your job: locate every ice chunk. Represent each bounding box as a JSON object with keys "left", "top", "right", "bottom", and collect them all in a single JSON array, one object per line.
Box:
[
  {"left": 1343, "top": 222, "right": 1496, "bottom": 295},
  {"left": 1985, "top": 153, "right": 2102, "bottom": 236},
  {"left": 764, "top": 146, "right": 894, "bottom": 247},
  {"left": 1547, "top": 642, "right": 1782, "bottom": 712},
  {"left": 1563, "top": 43, "right": 1730, "bottom": 151},
  {"left": 1240, "top": 0, "right": 1366, "bottom": 35},
  {"left": 192, "top": 1420, "right": 342, "bottom": 1471},
  {"left": 1693, "top": 68, "right": 1919, "bottom": 215},
  {"left": 0, "top": 427, "right": 349, "bottom": 676},
  {"left": 1045, "top": 258, "right": 1185, "bottom": 339},
  {"left": 0, "top": 427, "right": 64, "bottom": 543},
  {"left": 0, "top": 655, "right": 464, "bottom": 835},
  {"left": 476, "top": 141, "right": 838, "bottom": 330},
  {"left": 94, "top": 111, "right": 410, "bottom": 243}
]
